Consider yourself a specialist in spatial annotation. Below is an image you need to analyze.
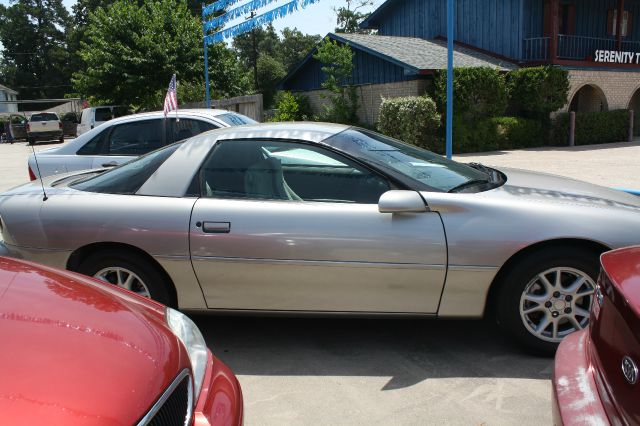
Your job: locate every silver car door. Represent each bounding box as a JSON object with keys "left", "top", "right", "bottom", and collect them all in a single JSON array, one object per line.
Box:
[{"left": 189, "top": 139, "right": 447, "bottom": 313}]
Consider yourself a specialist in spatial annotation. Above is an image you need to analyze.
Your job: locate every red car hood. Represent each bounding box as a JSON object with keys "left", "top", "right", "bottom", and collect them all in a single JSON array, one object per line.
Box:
[{"left": 0, "top": 257, "right": 186, "bottom": 426}]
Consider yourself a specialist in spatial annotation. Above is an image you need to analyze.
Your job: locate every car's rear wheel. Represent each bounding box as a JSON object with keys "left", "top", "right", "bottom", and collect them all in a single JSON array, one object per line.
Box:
[
  {"left": 496, "top": 247, "right": 599, "bottom": 355},
  {"left": 59, "top": 134, "right": 64, "bottom": 144},
  {"left": 77, "top": 250, "right": 175, "bottom": 307},
  {"left": 27, "top": 137, "right": 35, "bottom": 145}
]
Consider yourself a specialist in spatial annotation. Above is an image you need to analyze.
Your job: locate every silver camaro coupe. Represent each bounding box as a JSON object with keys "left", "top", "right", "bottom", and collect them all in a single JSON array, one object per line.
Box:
[{"left": 1, "top": 123, "right": 639, "bottom": 353}]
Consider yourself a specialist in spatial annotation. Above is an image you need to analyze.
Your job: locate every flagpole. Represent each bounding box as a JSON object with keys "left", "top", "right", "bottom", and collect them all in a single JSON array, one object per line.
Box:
[{"left": 203, "top": 3, "right": 211, "bottom": 108}]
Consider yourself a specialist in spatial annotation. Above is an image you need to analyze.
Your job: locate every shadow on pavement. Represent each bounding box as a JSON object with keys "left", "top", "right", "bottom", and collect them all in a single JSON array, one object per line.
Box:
[{"left": 192, "top": 315, "right": 553, "bottom": 391}]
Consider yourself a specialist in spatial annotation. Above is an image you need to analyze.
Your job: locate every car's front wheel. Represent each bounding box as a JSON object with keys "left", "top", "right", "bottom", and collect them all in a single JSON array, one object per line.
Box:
[
  {"left": 496, "top": 247, "right": 599, "bottom": 355},
  {"left": 77, "top": 250, "right": 175, "bottom": 307}
]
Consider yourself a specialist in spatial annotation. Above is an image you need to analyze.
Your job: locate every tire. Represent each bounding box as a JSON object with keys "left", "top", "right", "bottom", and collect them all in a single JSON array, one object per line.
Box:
[
  {"left": 27, "top": 137, "right": 35, "bottom": 145},
  {"left": 77, "top": 249, "right": 175, "bottom": 307},
  {"left": 59, "top": 135, "right": 64, "bottom": 144},
  {"left": 496, "top": 246, "right": 600, "bottom": 355}
]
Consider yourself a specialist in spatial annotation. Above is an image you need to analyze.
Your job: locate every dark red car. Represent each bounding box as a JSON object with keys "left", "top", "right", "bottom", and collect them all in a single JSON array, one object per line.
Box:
[
  {"left": 553, "top": 246, "right": 640, "bottom": 425},
  {"left": 0, "top": 256, "right": 242, "bottom": 426}
]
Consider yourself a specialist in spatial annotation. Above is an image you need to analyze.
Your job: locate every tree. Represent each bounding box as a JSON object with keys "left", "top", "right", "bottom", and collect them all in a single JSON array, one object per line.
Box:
[
  {"left": 313, "top": 38, "right": 359, "bottom": 124},
  {"left": 73, "top": 0, "right": 248, "bottom": 109},
  {"left": 256, "top": 54, "right": 286, "bottom": 108},
  {"left": 334, "top": 0, "right": 374, "bottom": 34},
  {"left": 233, "top": 23, "right": 280, "bottom": 87},
  {"left": 279, "top": 28, "right": 321, "bottom": 71},
  {"left": 507, "top": 66, "right": 570, "bottom": 119},
  {"left": 0, "top": 0, "right": 71, "bottom": 101}
]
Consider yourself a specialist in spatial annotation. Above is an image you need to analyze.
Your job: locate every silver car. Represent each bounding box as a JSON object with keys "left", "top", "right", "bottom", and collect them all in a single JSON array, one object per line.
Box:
[
  {"left": 27, "top": 109, "right": 256, "bottom": 179},
  {"left": 2, "top": 123, "right": 640, "bottom": 353}
]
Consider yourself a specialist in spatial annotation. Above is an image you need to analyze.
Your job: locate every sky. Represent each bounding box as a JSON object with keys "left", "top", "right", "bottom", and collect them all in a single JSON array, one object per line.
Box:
[{"left": 0, "top": 0, "right": 386, "bottom": 38}]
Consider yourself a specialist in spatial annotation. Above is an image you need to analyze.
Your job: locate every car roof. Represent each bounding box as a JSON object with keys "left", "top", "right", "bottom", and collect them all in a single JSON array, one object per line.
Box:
[
  {"left": 103, "top": 108, "right": 233, "bottom": 124},
  {"left": 204, "top": 121, "right": 350, "bottom": 144}
]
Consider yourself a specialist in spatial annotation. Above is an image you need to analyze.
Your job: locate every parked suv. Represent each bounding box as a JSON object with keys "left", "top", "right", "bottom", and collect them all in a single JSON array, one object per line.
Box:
[
  {"left": 28, "top": 109, "right": 256, "bottom": 179},
  {"left": 26, "top": 112, "right": 64, "bottom": 145}
]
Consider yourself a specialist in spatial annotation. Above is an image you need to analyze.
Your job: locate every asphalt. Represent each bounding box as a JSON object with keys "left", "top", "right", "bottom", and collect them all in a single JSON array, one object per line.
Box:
[{"left": 2, "top": 138, "right": 639, "bottom": 425}]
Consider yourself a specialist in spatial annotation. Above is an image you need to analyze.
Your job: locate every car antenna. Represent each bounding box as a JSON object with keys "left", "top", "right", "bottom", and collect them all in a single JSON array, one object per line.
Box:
[{"left": 29, "top": 144, "right": 48, "bottom": 201}]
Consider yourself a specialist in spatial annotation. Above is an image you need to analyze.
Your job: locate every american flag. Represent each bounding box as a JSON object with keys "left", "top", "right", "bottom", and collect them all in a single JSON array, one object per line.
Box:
[{"left": 163, "top": 74, "right": 177, "bottom": 116}]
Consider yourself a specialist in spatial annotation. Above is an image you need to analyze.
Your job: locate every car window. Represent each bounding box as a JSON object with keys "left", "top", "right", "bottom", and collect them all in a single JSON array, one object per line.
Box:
[
  {"left": 29, "top": 113, "right": 58, "bottom": 122},
  {"left": 107, "top": 119, "right": 164, "bottom": 155},
  {"left": 112, "top": 106, "right": 131, "bottom": 118},
  {"left": 170, "top": 118, "right": 217, "bottom": 141},
  {"left": 323, "top": 128, "right": 490, "bottom": 192},
  {"left": 199, "top": 140, "right": 391, "bottom": 203},
  {"left": 77, "top": 130, "right": 107, "bottom": 155},
  {"left": 71, "top": 143, "right": 181, "bottom": 194},
  {"left": 94, "top": 108, "right": 113, "bottom": 122},
  {"left": 215, "top": 113, "right": 257, "bottom": 126}
]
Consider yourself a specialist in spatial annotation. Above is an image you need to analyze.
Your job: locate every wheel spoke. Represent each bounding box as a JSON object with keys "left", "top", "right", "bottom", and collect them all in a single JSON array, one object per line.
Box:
[
  {"left": 122, "top": 274, "right": 135, "bottom": 290},
  {"left": 551, "top": 319, "right": 559, "bottom": 339},
  {"left": 576, "top": 287, "right": 595, "bottom": 297},
  {"left": 565, "top": 276, "right": 586, "bottom": 294},
  {"left": 538, "top": 273, "right": 555, "bottom": 295},
  {"left": 116, "top": 269, "right": 124, "bottom": 286},
  {"left": 574, "top": 307, "right": 590, "bottom": 318},
  {"left": 568, "top": 315, "right": 584, "bottom": 331},
  {"left": 523, "top": 294, "right": 548, "bottom": 304},
  {"left": 554, "top": 269, "right": 562, "bottom": 289},
  {"left": 523, "top": 304, "right": 545, "bottom": 315},
  {"left": 536, "top": 312, "right": 552, "bottom": 333}
]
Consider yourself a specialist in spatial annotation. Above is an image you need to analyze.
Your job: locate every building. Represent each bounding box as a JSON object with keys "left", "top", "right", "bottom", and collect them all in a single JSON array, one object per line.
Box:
[
  {"left": 282, "top": 0, "right": 640, "bottom": 124},
  {"left": 0, "top": 84, "right": 18, "bottom": 113}
]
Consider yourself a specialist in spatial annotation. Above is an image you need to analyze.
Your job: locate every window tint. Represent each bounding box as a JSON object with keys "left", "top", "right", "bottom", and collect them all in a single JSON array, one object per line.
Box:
[
  {"left": 107, "top": 119, "right": 164, "bottom": 155},
  {"left": 215, "top": 113, "right": 257, "bottom": 126},
  {"left": 71, "top": 143, "right": 181, "bottom": 194},
  {"left": 199, "top": 140, "right": 390, "bottom": 203},
  {"left": 94, "top": 108, "right": 113, "bottom": 122},
  {"left": 77, "top": 130, "right": 107, "bottom": 155},
  {"left": 29, "top": 113, "right": 58, "bottom": 122},
  {"left": 170, "top": 118, "right": 217, "bottom": 141}
]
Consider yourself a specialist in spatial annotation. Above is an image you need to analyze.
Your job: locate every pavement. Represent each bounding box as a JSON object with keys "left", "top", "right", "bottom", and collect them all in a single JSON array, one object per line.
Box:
[{"left": 1, "top": 139, "right": 639, "bottom": 425}]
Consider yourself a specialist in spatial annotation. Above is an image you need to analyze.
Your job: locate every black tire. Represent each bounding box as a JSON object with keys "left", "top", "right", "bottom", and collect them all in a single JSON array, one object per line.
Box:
[
  {"left": 59, "top": 135, "right": 64, "bottom": 144},
  {"left": 496, "top": 246, "right": 600, "bottom": 355},
  {"left": 76, "top": 249, "right": 176, "bottom": 307},
  {"left": 27, "top": 137, "right": 35, "bottom": 145}
]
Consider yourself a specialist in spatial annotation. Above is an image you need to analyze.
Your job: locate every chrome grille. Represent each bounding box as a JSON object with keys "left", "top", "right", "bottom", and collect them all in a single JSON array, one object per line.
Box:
[{"left": 138, "top": 369, "right": 193, "bottom": 426}]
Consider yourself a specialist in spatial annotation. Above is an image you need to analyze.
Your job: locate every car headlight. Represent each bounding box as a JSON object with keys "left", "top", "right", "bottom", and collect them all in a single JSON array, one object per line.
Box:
[{"left": 166, "top": 308, "right": 208, "bottom": 398}]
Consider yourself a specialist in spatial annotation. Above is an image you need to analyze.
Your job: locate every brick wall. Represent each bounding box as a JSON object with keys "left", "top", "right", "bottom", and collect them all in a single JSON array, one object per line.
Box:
[
  {"left": 299, "top": 80, "right": 429, "bottom": 125},
  {"left": 563, "top": 69, "right": 640, "bottom": 112}
]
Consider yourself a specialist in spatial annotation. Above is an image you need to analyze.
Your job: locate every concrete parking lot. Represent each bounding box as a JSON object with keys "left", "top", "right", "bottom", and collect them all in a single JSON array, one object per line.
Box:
[{"left": 1, "top": 139, "right": 639, "bottom": 425}]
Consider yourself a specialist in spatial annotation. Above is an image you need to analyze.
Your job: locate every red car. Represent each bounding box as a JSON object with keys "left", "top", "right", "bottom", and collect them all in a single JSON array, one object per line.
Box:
[
  {"left": 553, "top": 247, "right": 640, "bottom": 425},
  {"left": 0, "top": 256, "right": 242, "bottom": 426}
]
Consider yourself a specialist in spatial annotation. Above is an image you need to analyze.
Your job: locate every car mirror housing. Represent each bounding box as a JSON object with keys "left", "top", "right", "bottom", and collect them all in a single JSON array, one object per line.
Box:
[{"left": 378, "top": 190, "right": 427, "bottom": 213}]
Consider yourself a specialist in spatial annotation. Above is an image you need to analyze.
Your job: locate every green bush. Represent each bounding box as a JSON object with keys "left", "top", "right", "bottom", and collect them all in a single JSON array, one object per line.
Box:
[
  {"left": 271, "top": 91, "right": 313, "bottom": 121},
  {"left": 507, "top": 66, "right": 569, "bottom": 119},
  {"left": 377, "top": 96, "right": 441, "bottom": 149},
  {"left": 451, "top": 117, "right": 500, "bottom": 153},
  {"left": 434, "top": 67, "right": 508, "bottom": 120},
  {"left": 550, "top": 109, "right": 629, "bottom": 146},
  {"left": 491, "top": 116, "right": 544, "bottom": 149}
]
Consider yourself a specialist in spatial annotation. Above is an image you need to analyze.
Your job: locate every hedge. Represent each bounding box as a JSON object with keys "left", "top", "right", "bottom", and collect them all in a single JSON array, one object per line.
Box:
[
  {"left": 492, "top": 117, "right": 544, "bottom": 149},
  {"left": 378, "top": 96, "right": 441, "bottom": 150},
  {"left": 507, "top": 66, "right": 570, "bottom": 119},
  {"left": 550, "top": 109, "right": 629, "bottom": 146}
]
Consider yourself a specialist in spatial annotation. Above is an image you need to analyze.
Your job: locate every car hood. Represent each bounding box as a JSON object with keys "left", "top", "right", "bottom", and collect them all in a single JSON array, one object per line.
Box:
[
  {"left": 0, "top": 257, "right": 185, "bottom": 426},
  {"left": 484, "top": 167, "right": 640, "bottom": 210}
]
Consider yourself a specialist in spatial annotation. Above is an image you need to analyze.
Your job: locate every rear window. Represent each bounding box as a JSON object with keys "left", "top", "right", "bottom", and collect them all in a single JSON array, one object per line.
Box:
[
  {"left": 29, "top": 113, "right": 58, "bottom": 122},
  {"left": 216, "top": 113, "right": 256, "bottom": 126},
  {"left": 71, "top": 143, "right": 181, "bottom": 194},
  {"left": 94, "top": 108, "right": 112, "bottom": 122}
]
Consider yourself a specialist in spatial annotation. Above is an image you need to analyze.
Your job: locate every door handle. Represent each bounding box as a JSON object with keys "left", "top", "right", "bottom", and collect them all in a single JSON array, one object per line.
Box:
[
  {"left": 101, "top": 161, "right": 118, "bottom": 167},
  {"left": 202, "top": 221, "right": 230, "bottom": 233}
]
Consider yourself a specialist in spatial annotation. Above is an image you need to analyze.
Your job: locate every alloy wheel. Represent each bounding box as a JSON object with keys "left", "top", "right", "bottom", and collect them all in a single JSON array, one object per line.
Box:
[
  {"left": 94, "top": 266, "right": 151, "bottom": 298},
  {"left": 519, "top": 266, "right": 595, "bottom": 343}
]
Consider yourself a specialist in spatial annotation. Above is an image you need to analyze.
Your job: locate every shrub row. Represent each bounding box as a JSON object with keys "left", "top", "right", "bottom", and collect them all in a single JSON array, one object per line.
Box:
[
  {"left": 377, "top": 96, "right": 441, "bottom": 150},
  {"left": 549, "top": 109, "right": 629, "bottom": 146}
]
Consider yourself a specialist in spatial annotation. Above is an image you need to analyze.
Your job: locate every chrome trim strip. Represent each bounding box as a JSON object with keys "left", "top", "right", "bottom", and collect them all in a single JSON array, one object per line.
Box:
[
  {"left": 137, "top": 368, "right": 193, "bottom": 426},
  {"left": 190, "top": 256, "right": 446, "bottom": 270}
]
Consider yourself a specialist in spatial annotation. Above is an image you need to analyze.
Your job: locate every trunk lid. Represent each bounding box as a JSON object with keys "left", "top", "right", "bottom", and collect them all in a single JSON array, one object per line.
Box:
[{"left": 589, "top": 247, "right": 640, "bottom": 424}]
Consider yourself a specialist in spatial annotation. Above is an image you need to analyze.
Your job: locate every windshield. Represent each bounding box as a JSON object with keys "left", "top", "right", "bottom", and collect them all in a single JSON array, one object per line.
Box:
[
  {"left": 71, "top": 143, "right": 181, "bottom": 194},
  {"left": 29, "top": 113, "right": 58, "bottom": 122},
  {"left": 216, "top": 113, "right": 257, "bottom": 126},
  {"left": 322, "top": 128, "right": 489, "bottom": 192}
]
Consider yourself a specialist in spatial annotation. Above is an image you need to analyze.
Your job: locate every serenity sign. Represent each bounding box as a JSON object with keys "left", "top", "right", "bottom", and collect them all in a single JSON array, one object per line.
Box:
[{"left": 594, "top": 50, "right": 640, "bottom": 64}]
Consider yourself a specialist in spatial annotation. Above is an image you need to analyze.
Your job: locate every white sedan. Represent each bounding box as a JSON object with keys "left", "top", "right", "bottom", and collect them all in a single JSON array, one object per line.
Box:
[{"left": 27, "top": 109, "right": 256, "bottom": 180}]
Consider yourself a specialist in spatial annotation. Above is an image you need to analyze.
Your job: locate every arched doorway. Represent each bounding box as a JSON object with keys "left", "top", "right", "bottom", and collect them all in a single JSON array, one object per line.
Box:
[
  {"left": 628, "top": 88, "right": 640, "bottom": 135},
  {"left": 569, "top": 84, "right": 608, "bottom": 113}
]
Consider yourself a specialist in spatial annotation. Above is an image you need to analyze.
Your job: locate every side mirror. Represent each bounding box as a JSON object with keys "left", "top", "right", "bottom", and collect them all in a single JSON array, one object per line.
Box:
[{"left": 378, "top": 190, "right": 427, "bottom": 213}]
